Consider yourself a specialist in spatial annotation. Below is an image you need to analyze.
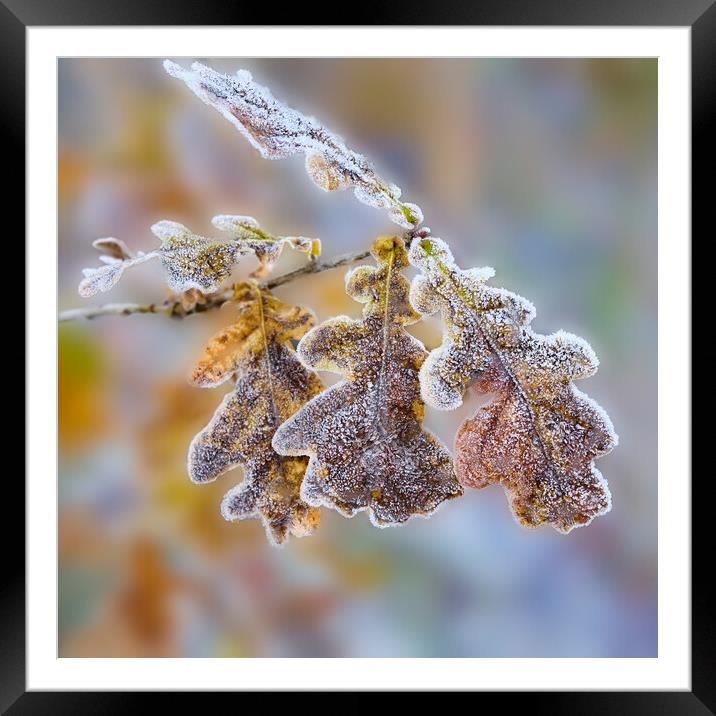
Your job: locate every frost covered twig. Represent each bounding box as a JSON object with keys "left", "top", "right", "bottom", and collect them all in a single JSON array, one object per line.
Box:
[{"left": 59, "top": 247, "right": 371, "bottom": 322}]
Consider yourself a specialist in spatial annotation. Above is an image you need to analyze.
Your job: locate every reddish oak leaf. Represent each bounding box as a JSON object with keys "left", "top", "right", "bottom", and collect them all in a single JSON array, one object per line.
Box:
[
  {"left": 409, "top": 237, "right": 618, "bottom": 533},
  {"left": 188, "top": 282, "right": 323, "bottom": 545},
  {"left": 272, "top": 236, "right": 462, "bottom": 527}
]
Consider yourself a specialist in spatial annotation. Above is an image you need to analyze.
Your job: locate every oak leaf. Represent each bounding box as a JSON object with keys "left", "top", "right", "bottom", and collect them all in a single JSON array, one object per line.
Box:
[
  {"left": 408, "top": 237, "right": 618, "bottom": 533},
  {"left": 188, "top": 282, "right": 324, "bottom": 545},
  {"left": 152, "top": 220, "right": 245, "bottom": 293},
  {"left": 164, "top": 61, "right": 424, "bottom": 229},
  {"left": 272, "top": 236, "right": 462, "bottom": 527}
]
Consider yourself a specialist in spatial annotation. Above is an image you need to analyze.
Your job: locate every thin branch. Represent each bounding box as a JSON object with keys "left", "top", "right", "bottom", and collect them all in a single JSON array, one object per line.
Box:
[{"left": 58, "top": 248, "right": 372, "bottom": 322}]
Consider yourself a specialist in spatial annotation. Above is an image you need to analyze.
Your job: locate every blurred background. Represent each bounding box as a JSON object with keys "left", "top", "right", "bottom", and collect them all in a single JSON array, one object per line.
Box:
[{"left": 58, "top": 58, "right": 656, "bottom": 657}]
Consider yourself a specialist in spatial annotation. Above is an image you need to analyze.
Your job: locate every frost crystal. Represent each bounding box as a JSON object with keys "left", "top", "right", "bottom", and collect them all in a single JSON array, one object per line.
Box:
[
  {"left": 164, "top": 60, "right": 424, "bottom": 229},
  {"left": 272, "top": 236, "right": 463, "bottom": 527},
  {"left": 78, "top": 216, "right": 319, "bottom": 297},
  {"left": 409, "top": 237, "right": 618, "bottom": 533},
  {"left": 188, "top": 283, "right": 324, "bottom": 546}
]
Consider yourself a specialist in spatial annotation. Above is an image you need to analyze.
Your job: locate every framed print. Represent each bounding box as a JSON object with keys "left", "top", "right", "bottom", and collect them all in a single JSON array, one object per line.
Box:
[{"left": 11, "top": 1, "right": 704, "bottom": 710}]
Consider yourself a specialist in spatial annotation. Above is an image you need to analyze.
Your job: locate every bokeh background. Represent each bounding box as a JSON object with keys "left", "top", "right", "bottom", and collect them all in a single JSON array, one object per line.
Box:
[{"left": 58, "top": 58, "right": 657, "bottom": 657}]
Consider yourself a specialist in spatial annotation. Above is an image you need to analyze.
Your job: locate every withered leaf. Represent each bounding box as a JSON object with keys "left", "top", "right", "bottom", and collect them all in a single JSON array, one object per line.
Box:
[
  {"left": 79, "top": 216, "right": 318, "bottom": 298},
  {"left": 92, "top": 237, "right": 134, "bottom": 261},
  {"left": 188, "top": 283, "right": 324, "bottom": 546},
  {"left": 409, "top": 237, "right": 618, "bottom": 533},
  {"left": 164, "top": 60, "right": 424, "bottom": 229},
  {"left": 272, "top": 236, "right": 462, "bottom": 527}
]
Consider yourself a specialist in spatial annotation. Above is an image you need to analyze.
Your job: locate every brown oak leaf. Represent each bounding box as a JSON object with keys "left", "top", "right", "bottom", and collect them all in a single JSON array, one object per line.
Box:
[
  {"left": 272, "top": 236, "right": 462, "bottom": 527},
  {"left": 409, "top": 237, "right": 618, "bottom": 533},
  {"left": 164, "top": 60, "right": 423, "bottom": 229},
  {"left": 188, "top": 282, "right": 323, "bottom": 546}
]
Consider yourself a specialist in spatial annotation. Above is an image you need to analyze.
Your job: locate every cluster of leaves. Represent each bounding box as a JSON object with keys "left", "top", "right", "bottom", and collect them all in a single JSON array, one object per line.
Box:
[
  {"left": 181, "top": 235, "right": 616, "bottom": 544},
  {"left": 75, "top": 60, "right": 618, "bottom": 546},
  {"left": 79, "top": 215, "right": 319, "bottom": 298}
]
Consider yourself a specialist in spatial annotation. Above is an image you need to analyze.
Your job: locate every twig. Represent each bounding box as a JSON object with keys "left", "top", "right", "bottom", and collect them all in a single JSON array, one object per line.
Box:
[{"left": 58, "top": 248, "right": 372, "bottom": 322}]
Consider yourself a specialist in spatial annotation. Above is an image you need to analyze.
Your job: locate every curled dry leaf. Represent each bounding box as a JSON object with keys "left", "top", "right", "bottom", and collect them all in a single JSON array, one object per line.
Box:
[
  {"left": 409, "top": 237, "right": 618, "bottom": 533},
  {"left": 164, "top": 60, "right": 424, "bottom": 229},
  {"left": 79, "top": 216, "right": 319, "bottom": 298},
  {"left": 272, "top": 236, "right": 462, "bottom": 527},
  {"left": 92, "top": 237, "right": 134, "bottom": 261},
  {"left": 188, "top": 282, "right": 323, "bottom": 546}
]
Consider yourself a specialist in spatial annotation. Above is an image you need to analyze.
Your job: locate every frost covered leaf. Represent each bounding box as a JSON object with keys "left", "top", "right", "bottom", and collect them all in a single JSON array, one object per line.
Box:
[
  {"left": 188, "top": 282, "right": 323, "bottom": 546},
  {"left": 272, "top": 236, "right": 462, "bottom": 527},
  {"left": 78, "top": 217, "right": 318, "bottom": 298},
  {"left": 164, "top": 60, "right": 424, "bottom": 229},
  {"left": 212, "top": 214, "right": 320, "bottom": 278},
  {"left": 151, "top": 220, "right": 246, "bottom": 292},
  {"left": 78, "top": 251, "right": 157, "bottom": 298},
  {"left": 409, "top": 237, "right": 618, "bottom": 533}
]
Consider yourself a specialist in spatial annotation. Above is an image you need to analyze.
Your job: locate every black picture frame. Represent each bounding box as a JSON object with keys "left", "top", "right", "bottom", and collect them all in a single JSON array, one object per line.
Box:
[{"left": 9, "top": 1, "right": 703, "bottom": 711}]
